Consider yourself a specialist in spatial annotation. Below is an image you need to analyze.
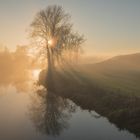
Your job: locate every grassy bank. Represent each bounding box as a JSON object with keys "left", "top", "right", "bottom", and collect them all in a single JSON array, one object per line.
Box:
[{"left": 38, "top": 67, "right": 140, "bottom": 138}]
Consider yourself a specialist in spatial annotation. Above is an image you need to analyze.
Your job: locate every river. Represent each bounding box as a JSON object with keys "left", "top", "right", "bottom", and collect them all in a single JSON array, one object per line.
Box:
[{"left": 0, "top": 78, "right": 139, "bottom": 140}]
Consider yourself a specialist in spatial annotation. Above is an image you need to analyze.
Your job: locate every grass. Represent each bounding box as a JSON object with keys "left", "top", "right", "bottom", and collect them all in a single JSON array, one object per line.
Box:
[
  {"left": 78, "top": 65, "right": 140, "bottom": 97},
  {"left": 38, "top": 65, "right": 140, "bottom": 138}
]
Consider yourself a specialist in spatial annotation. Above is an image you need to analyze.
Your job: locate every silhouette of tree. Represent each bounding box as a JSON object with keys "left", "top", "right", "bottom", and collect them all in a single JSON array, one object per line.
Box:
[{"left": 30, "top": 5, "right": 85, "bottom": 88}]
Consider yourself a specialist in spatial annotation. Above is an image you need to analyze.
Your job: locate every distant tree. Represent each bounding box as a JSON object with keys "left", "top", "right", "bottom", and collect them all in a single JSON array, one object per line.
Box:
[
  {"left": 30, "top": 5, "right": 85, "bottom": 88},
  {"left": 0, "top": 46, "right": 30, "bottom": 86}
]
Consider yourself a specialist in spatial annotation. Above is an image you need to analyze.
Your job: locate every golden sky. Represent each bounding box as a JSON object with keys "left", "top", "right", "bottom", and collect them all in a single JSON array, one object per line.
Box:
[{"left": 0, "top": 0, "right": 140, "bottom": 56}]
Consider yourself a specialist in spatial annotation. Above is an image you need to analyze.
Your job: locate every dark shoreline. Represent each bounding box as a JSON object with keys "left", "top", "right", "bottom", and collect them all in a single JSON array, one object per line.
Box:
[{"left": 39, "top": 69, "right": 140, "bottom": 139}]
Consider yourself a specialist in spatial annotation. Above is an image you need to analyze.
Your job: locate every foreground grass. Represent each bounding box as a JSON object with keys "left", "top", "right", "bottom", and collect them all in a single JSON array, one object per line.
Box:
[
  {"left": 78, "top": 64, "right": 140, "bottom": 97},
  {"left": 38, "top": 65, "right": 140, "bottom": 138}
]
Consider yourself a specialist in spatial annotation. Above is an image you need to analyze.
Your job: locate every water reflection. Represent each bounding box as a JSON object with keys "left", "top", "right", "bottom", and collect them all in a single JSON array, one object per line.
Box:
[
  {"left": 0, "top": 68, "right": 39, "bottom": 93},
  {"left": 0, "top": 66, "right": 139, "bottom": 139},
  {"left": 29, "top": 87, "right": 76, "bottom": 136},
  {"left": 0, "top": 82, "right": 139, "bottom": 140}
]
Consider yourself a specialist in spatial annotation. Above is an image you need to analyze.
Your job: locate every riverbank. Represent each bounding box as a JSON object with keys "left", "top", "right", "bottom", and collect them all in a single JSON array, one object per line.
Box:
[{"left": 38, "top": 67, "right": 140, "bottom": 138}]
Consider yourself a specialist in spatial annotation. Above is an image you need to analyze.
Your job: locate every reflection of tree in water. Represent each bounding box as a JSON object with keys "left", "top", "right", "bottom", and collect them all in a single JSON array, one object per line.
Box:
[{"left": 29, "top": 87, "right": 76, "bottom": 136}]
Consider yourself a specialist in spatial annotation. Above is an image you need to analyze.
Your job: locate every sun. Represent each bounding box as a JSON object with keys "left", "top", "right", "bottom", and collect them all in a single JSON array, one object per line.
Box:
[
  {"left": 48, "top": 39, "right": 53, "bottom": 46},
  {"left": 32, "top": 69, "right": 41, "bottom": 79}
]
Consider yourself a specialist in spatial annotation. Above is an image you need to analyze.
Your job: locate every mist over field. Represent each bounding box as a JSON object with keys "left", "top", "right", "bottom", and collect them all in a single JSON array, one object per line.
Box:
[{"left": 0, "top": 1, "right": 140, "bottom": 140}]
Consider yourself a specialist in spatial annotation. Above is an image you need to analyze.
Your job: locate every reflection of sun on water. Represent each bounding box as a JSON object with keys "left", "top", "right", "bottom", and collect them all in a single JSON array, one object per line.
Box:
[{"left": 32, "top": 69, "right": 41, "bottom": 80}]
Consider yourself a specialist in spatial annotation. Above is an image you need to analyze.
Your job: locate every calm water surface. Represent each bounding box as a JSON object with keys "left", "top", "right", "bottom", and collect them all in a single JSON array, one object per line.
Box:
[{"left": 0, "top": 81, "right": 139, "bottom": 140}]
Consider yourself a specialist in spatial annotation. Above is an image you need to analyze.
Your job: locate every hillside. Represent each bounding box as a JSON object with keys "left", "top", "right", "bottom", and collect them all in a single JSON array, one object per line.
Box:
[
  {"left": 95, "top": 52, "right": 140, "bottom": 70},
  {"left": 80, "top": 53, "right": 140, "bottom": 96}
]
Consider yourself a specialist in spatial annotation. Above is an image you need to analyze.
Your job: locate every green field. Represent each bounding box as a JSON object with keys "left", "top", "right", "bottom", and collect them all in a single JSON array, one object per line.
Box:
[{"left": 78, "top": 53, "right": 140, "bottom": 97}]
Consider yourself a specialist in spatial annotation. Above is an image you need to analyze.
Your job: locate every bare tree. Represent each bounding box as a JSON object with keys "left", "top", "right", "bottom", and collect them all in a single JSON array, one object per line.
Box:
[{"left": 30, "top": 5, "right": 85, "bottom": 88}]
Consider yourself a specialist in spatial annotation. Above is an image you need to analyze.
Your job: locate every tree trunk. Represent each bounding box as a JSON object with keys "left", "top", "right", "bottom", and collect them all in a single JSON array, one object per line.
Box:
[{"left": 46, "top": 44, "right": 54, "bottom": 90}]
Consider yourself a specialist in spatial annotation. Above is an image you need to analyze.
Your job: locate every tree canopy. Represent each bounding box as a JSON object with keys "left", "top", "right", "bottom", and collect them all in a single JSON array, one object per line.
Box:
[{"left": 30, "top": 5, "right": 85, "bottom": 68}]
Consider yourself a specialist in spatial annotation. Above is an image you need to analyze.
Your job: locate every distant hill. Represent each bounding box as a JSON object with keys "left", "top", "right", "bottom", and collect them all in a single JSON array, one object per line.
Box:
[
  {"left": 80, "top": 52, "right": 140, "bottom": 96},
  {"left": 95, "top": 52, "right": 140, "bottom": 71}
]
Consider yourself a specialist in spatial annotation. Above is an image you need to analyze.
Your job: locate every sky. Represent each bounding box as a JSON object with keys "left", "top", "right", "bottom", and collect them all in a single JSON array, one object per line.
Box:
[{"left": 0, "top": 0, "right": 140, "bottom": 56}]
